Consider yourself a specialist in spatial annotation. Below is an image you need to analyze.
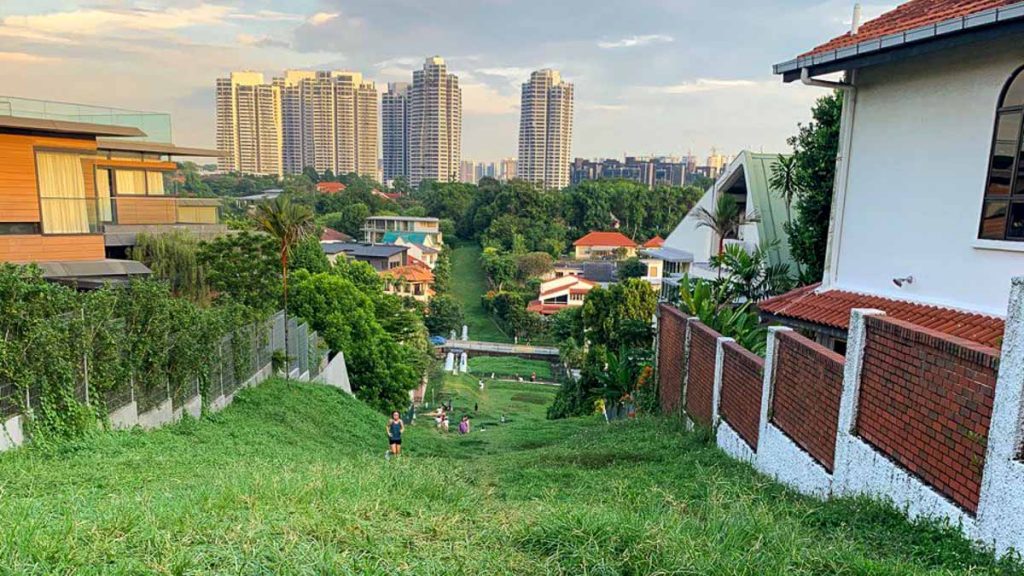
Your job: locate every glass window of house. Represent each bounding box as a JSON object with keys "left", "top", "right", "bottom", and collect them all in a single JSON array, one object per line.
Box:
[
  {"left": 115, "top": 169, "right": 147, "bottom": 195},
  {"left": 35, "top": 150, "right": 94, "bottom": 234},
  {"left": 979, "top": 67, "right": 1024, "bottom": 241}
]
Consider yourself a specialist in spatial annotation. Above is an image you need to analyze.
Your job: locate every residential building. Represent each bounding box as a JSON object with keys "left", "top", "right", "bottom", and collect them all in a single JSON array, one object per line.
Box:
[
  {"left": 409, "top": 57, "right": 462, "bottom": 188},
  {"left": 662, "top": 151, "right": 795, "bottom": 285},
  {"left": 320, "top": 242, "right": 407, "bottom": 271},
  {"left": 275, "top": 70, "right": 316, "bottom": 175},
  {"left": 527, "top": 276, "right": 596, "bottom": 315},
  {"left": 363, "top": 216, "right": 443, "bottom": 246},
  {"left": 382, "top": 82, "right": 411, "bottom": 183},
  {"left": 215, "top": 72, "right": 282, "bottom": 176},
  {"left": 706, "top": 149, "right": 729, "bottom": 174},
  {"left": 499, "top": 157, "right": 518, "bottom": 181},
  {"left": 762, "top": 0, "right": 1024, "bottom": 352},
  {"left": 380, "top": 263, "right": 435, "bottom": 302},
  {"left": 218, "top": 69, "right": 379, "bottom": 178},
  {"left": 517, "top": 69, "right": 574, "bottom": 190},
  {"left": 570, "top": 156, "right": 686, "bottom": 188},
  {"left": 0, "top": 99, "right": 225, "bottom": 285},
  {"left": 573, "top": 231, "right": 637, "bottom": 260},
  {"left": 459, "top": 160, "right": 478, "bottom": 183},
  {"left": 320, "top": 228, "right": 354, "bottom": 243},
  {"left": 391, "top": 235, "right": 439, "bottom": 269}
]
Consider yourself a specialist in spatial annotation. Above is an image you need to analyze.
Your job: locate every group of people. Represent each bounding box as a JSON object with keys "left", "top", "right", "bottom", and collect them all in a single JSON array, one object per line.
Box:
[
  {"left": 385, "top": 406, "right": 473, "bottom": 459},
  {"left": 433, "top": 405, "right": 471, "bottom": 435}
]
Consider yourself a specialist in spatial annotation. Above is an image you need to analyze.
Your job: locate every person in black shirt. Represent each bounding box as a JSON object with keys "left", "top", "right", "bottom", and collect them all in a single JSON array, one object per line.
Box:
[{"left": 387, "top": 411, "right": 405, "bottom": 457}]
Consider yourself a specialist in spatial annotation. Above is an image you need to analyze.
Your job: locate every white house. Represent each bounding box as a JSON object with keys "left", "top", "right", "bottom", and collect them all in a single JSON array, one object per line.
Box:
[
  {"left": 660, "top": 151, "right": 794, "bottom": 284},
  {"left": 527, "top": 276, "right": 597, "bottom": 316},
  {"left": 761, "top": 0, "right": 1020, "bottom": 352}
]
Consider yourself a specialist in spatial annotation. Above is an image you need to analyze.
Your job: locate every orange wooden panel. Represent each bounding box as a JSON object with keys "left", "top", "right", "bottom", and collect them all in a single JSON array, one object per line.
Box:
[
  {"left": 115, "top": 197, "right": 176, "bottom": 224},
  {"left": 0, "top": 133, "right": 97, "bottom": 223},
  {"left": 0, "top": 234, "right": 105, "bottom": 263}
]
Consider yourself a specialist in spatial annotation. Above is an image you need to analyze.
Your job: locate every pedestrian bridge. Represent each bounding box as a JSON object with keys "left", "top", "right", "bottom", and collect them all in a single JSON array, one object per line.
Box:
[{"left": 438, "top": 340, "right": 559, "bottom": 360}]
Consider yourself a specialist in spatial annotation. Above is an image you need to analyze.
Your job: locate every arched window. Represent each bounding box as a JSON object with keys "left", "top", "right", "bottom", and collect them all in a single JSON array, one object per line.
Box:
[{"left": 979, "top": 67, "right": 1024, "bottom": 241}]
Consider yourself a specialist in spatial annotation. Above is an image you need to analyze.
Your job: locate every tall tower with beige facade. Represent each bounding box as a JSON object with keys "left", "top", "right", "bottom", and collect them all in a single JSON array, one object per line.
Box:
[
  {"left": 216, "top": 71, "right": 282, "bottom": 175},
  {"left": 516, "top": 69, "right": 574, "bottom": 190},
  {"left": 218, "top": 69, "right": 379, "bottom": 178},
  {"left": 409, "top": 57, "right": 462, "bottom": 188}
]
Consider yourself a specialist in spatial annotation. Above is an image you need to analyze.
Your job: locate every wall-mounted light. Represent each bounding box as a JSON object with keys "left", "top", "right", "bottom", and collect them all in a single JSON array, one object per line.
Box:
[{"left": 892, "top": 275, "right": 914, "bottom": 288}]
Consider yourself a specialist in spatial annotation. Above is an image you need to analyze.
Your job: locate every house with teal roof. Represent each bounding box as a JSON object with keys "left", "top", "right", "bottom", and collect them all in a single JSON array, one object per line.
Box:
[{"left": 660, "top": 150, "right": 796, "bottom": 282}]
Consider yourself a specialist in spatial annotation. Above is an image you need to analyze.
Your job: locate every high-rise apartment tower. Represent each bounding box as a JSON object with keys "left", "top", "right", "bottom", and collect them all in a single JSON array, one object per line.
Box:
[
  {"left": 408, "top": 57, "right": 462, "bottom": 188},
  {"left": 516, "top": 69, "right": 574, "bottom": 190}
]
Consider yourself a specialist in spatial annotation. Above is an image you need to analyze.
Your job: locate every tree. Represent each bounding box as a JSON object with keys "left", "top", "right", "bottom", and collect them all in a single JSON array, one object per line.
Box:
[
  {"left": 769, "top": 154, "right": 800, "bottom": 220},
  {"left": 515, "top": 251, "right": 554, "bottom": 281},
  {"left": 130, "top": 230, "right": 209, "bottom": 304},
  {"left": 199, "top": 231, "right": 280, "bottom": 315},
  {"left": 289, "top": 235, "right": 330, "bottom": 275},
  {"left": 582, "top": 278, "right": 657, "bottom": 349},
  {"left": 710, "top": 241, "right": 794, "bottom": 302},
  {"left": 617, "top": 257, "right": 646, "bottom": 280},
  {"left": 693, "top": 195, "right": 760, "bottom": 256},
  {"left": 424, "top": 295, "right": 464, "bottom": 336},
  {"left": 252, "top": 196, "right": 315, "bottom": 379},
  {"left": 784, "top": 92, "right": 842, "bottom": 285}
]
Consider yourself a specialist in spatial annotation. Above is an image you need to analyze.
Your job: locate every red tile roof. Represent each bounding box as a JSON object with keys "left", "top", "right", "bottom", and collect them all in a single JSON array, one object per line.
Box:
[
  {"left": 573, "top": 231, "right": 637, "bottom": 248},
  {"left": 380, "top": 264, "right": 434, "bottom": 283},
  {"left": 804, "top": 0, "right": 1019, "bottom": 57},
  {"left": 642, "top": 236, "right": 665, "bottom": 248},
  {"left": 316, "top": 181, "right": 346, "bottom": 194},
  {"left": 759, "top": 283, "right": 1005, "bottom": 349}
]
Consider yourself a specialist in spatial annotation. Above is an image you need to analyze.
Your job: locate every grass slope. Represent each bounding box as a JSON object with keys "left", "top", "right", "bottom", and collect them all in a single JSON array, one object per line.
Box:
[
  {"left": 0, "top": 376, "right": 1020, "bottom": 575},
  {"left": 450, "top": 244, "right": 511, "bottom": 343},
  {"left": 467, "top": 356, "right": 554, "bottom": 380}
]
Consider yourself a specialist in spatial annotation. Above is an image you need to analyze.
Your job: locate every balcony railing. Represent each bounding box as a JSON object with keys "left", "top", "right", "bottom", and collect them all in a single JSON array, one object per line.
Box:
[{"left": 38, "top": 196, "right": 221, "bottom": 234}]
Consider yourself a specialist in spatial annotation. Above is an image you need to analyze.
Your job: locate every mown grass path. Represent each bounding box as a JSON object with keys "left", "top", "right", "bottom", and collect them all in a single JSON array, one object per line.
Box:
[
  {"left": 0, "top": 376, "right": 1019, "bottom": 575},
  {"left": 449, "top": 244, "right": 511, "bottom": 343}
]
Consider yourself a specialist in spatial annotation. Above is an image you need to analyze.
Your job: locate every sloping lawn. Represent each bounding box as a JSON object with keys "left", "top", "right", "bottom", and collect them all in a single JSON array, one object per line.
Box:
[
  {"left": 467, "top": 355, "right": 554, "bottom": 380},
  {"left": 0, "top": 377, "right": 1019, "bottom": 574},
  {"left": 450, "top": 244, "right": 511, "bottom": 343}
]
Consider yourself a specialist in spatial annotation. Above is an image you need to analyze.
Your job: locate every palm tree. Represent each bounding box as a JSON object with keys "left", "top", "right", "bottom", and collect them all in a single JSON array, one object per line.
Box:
[
  {"left": 769, "top": 154, "right": 803, "bottom": 277},
  {"left": 252, "top": 196, "right": 315, "bottom": 380},
  {"left": 693, "top": 194, "right": 761, "bottom": 257}
]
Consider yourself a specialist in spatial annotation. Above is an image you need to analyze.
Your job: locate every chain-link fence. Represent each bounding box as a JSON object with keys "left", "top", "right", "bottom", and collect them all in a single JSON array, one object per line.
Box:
[{"left": 0, "top": 311, "right": 327, "bottom": 426}]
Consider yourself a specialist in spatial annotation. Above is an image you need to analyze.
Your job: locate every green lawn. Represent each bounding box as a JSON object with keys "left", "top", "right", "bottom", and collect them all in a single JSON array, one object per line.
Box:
[
  {"left": 467, "top": 355, "right": 554, "bottom": 381},
  {"left": 0, "top": 376, "right": 1019, "bottom": 574},
  {"left": 450, "top": 244, "right": 511, "bottom": 343}
]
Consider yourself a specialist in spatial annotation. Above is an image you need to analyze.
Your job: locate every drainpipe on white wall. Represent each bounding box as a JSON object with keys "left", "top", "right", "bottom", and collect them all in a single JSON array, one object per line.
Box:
[{"left": 799, "top": 67, "right": 857, "bottom": 291}]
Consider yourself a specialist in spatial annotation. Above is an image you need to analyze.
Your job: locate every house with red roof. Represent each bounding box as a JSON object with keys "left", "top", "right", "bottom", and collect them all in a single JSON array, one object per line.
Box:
[
  {"left": 572, "top": 231, "right": 637, "bottom": 260},
  {"left": 380, "top": 263, "right": 435, "bottom": 303},
  {"left": 527, "top": 276, "right": 597, "bottom": 316},
  {"left": 316, "top": 181, "right": 346, "bottom": 194},
  {"left": 765, "top": 0, "right": 1024, "bottom": 351}
]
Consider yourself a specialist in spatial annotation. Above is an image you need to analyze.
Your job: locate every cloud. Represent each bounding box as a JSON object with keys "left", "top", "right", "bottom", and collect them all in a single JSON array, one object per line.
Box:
[
  {"left": 0, "top": 4, "right": 232, "bottom": 43},
  {"left": 647, "top": 78, "right": 762, "bottom": 95},
  {"left": 308, "top": 12, "right": 340, "bottom": 26},
  {"left": 229, "top": 10, "right": 303, "bottom": 22},
  {"left": 581, "top": 103, "right": 628, "bottom": 112},
  {"left": 237, "top": 34, "right": 290, "bottom": 49},
  {"left": 474, "top": 67, "right": 534, "bottom": 81},
  {"left": 598, "top": 34, "right": 673, "bottom": 49},
  {"left": 461, "top": 83, "right": 519, "bottom": 115},
  {"left": 0, "top": 51, "right": 59, "bottom": 63}
]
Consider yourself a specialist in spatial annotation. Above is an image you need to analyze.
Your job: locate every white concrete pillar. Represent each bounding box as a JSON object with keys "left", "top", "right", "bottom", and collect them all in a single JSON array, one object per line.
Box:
[{"left": 977, "top": 277, "right": 1024, "bottom": 557}]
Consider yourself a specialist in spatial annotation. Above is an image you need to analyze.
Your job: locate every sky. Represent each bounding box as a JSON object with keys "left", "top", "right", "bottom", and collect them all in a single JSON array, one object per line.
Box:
[{"left": 0, "top": 0, "right": 894, "bottom": 163}]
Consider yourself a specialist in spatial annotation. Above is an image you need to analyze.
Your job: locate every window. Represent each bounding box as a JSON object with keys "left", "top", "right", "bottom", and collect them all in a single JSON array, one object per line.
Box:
[
  {"left": 0, "top": 223, "right": 41, "bottom": 235},
  {"left": 979, "top": 67, "right": 1024, "bottom": 241},
  {"left": 35, "top": 150, "right": 96, "bottom": 234}
]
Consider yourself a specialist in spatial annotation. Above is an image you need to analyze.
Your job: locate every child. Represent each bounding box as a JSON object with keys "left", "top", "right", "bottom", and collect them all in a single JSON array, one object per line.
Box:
[
  {"left": 458, "top": 415, "right": 470, "bottom": 435},
  {"left": 386, "top": 411, "right": 405, "bottom": 457}
]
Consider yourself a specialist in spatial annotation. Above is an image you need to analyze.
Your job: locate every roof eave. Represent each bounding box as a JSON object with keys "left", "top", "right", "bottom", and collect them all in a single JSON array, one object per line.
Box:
[{"left": 774, "top": 3, "right": 1024, "bottom": 82}]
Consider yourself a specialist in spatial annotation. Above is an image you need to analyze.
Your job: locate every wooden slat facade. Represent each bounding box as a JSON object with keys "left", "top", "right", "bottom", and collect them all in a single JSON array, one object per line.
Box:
[
  {"left": 0, "top": 235, "right": 105, "bottom": 263},
  {"left": 0, "top": 133, "right": 95, "bottom": 223}
]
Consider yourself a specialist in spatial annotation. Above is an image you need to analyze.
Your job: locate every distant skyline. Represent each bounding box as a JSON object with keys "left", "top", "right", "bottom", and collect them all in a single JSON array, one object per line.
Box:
[{"left": 0, "top": 1, "right": 894, "bottom": 161}]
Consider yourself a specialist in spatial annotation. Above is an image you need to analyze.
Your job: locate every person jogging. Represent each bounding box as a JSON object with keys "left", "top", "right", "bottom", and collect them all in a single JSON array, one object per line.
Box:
[{"left": 387, "top": 411, "right": 405, "bottom": 457}]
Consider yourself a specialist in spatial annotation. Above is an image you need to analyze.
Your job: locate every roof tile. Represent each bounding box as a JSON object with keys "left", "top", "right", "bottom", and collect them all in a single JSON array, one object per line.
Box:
[
  {"left": 573, "top": 231, "right": 638, "bottom": 248},
  {"left": 803, "top": 0, "right": 1019, "bottom": 57},
  {"left": 759, "top": 283, "right": 1004, "bottom": 349}
]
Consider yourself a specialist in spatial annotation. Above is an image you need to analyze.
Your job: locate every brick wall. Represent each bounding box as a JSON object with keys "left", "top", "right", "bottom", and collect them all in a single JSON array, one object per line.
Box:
[
  {"left": 657, "top": 304, "right": 688, "bottom": 414},
  {"left": 720, "top": 342, "right": 764, "bottom": 450},
  {"left": 686, "top": 322, "right": 720, "bottom": 427},
  {"left": 857, "top": 316, "right": 999, "bottom": 514},
  {"left": 770, "top": 331, "right": 845, "bottom": 472}
]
